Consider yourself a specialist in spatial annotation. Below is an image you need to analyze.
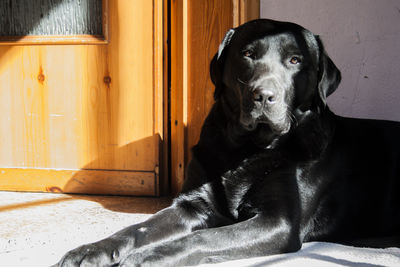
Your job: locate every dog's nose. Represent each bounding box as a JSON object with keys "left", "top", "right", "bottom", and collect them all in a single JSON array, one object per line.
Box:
[{"left": 253, "top": 88, "right": 276, "bottom": 104}]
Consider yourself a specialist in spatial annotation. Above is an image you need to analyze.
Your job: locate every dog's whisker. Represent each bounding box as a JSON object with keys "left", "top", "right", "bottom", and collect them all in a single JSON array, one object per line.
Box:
[
  {"left": 287, "top": 110, "right": 298, "bottom": 127},
  {"left": 237, "top": 78, "right": 249, "bottom": 85}
]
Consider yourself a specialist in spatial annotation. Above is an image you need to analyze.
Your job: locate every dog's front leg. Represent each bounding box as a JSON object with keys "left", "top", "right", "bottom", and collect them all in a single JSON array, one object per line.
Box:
[
  {"left": 56, "top": 198, "right": 213, "bottom": 267},
  {"left": 121, "top": 214, "right": 302, "bottom": 267}
]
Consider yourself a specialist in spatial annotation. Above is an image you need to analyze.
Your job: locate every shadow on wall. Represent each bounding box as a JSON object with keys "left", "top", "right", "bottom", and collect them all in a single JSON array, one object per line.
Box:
[
  {"left": 59, "top": 136, "right": 160, "bottom": 196},
  {"left": 0, "top": 137, "right": 170, "bottom": 214}
]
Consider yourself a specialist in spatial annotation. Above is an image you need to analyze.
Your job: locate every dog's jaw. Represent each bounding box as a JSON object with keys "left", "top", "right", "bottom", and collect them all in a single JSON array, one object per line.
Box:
[{"left": 239, "top": 111, "right": 292, "bottom": 135}]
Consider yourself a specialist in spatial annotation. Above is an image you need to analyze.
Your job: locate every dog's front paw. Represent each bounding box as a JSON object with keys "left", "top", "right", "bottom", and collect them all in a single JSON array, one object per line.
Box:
[{"left": 56, "top": 240, "right": 126, "bottom": 267}]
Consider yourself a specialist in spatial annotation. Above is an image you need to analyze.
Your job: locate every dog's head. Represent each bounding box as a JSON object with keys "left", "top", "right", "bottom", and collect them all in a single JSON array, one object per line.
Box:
[{"left": 211, "top": 19, "right": 341, "bottom": 136}]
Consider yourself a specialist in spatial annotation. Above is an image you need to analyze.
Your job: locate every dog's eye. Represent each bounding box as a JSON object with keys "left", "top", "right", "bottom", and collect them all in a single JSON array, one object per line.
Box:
[
  {"left": 289, "top": 56, "right": 302, "bottom": 65},
  {"left": 243, "top": 50, "right": 254, "bottom": 59}
]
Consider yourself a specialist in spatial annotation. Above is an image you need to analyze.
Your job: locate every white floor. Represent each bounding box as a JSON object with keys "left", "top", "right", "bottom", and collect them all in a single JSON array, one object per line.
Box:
[
  {"left": 0, "top": 191, "right": 169, "bottom": 266},
  {"left": 1, "top": 192, "right": 400, "bottom": 267}
]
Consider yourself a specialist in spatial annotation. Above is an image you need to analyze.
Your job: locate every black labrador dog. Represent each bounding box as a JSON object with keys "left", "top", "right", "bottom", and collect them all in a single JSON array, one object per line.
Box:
[{"left": 57, "top": 19, "right": 400, "bottom": 267}]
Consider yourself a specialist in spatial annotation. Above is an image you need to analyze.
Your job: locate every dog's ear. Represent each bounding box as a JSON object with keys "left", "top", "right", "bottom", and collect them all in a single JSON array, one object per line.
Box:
[
  {"left": 210, "top": 29, "right": 235, "bottom": 100},
  {"left": 316, "top": 36, "right": 341, "bottom": 105}
]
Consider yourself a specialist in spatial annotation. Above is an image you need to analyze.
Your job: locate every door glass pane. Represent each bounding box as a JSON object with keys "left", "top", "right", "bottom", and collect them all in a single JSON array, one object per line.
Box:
[{"left": 0, "top": 0, "right": 102, "bottom": 36}]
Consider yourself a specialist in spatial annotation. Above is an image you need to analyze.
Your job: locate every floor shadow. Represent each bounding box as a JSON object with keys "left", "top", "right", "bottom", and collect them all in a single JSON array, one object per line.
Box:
[
  {"left": 248, "top": 252, "right": 384, "bottom": 267},
  {"left": 0, "top": 195, "right": 74, "bottom": 212},
  {"left": 72, "top": 194, "right": 171, "bottom": 214},
  {"left": 247, "top": 242, "right": 386, "bottom": 267},
  {"left": 0, "top": 191, "right": 171, "bottom": 215}
]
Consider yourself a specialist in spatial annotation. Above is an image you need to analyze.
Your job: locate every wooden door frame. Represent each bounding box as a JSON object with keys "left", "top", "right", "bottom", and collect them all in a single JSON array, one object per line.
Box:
[{"left": 169, "top": 0, "right": 260, "bottom": 195}]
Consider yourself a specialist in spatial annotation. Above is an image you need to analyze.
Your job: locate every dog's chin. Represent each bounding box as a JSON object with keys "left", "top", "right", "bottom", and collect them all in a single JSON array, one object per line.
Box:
[
  {"left": 240, "top": 119, "right": 291, "bottom": 135},
  {"left": 271, "top": 121, "right": 291, "bottom": 135},
  {"left": 244, "top": 122, "right": 290, "bottom": 149}
]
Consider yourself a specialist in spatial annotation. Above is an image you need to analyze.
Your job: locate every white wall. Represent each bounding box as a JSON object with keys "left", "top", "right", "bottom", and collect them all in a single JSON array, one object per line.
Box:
[{"left": 261, "top": 0, "right": 400, "bottom": 121}]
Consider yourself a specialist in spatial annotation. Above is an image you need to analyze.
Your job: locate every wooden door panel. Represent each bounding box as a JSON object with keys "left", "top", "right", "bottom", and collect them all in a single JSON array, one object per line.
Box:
[{"left": 0, "top": 0, "right": 163, "bottom": 196}]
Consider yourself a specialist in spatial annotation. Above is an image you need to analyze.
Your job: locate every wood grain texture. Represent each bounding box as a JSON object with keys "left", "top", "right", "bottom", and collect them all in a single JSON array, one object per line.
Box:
[
  {"left": 186, "top": 0, "right": 234, "bottom": 162},
  {"left": 160, "top": 0, "right": 169, "bottom": 195},
  {"left": 0, "top": 168, "right": 156, "bottom": 196},
  {"left": 170, "top": 0, "right": 260, "bottom": 194},
  {"left": 240, "top": 0, "right": 260, "bottom": 25},
  {"left": 153, "top": 0, "right": 167, "bottom": 195},
  {"left": 0, "top": 0, "right": 163, "bottom": 195},
  {"left": 170, "top": 0, "right": 186, "bottom": 195},
  {"left": 171, "top": 0, "right": 235, "bottom": 195}
]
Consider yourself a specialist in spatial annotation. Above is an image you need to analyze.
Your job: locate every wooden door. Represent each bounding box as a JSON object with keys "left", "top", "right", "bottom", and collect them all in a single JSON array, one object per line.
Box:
[{"left": 0, "top": 0, "right": 164, "bottom": 196}]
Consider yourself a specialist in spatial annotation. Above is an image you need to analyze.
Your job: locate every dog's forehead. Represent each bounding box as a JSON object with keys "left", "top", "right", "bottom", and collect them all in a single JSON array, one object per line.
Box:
[
  {"left": 234, "top": 19, "right": 319, "bottom": 54},
  {"left": 240, "top": 31, "right": 311, "bottom": 51},
  {"left": 259, "top": 33, "right": 299, "bottom": 50}
]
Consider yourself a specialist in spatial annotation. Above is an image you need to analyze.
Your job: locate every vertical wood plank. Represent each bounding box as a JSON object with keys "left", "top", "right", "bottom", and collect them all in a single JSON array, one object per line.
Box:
[
  {"left": 171, "top": 0, "right": 235, "bottom": 195},
  {"left": 186, "top": 0, "right": 234, "bottom": 164},
  {"left": 153, "top": 0, "right": 166, "bottom": 195},
  {"left": 170, "top": 0, "right": 186, "bottom": 195},
  {"left": 240, "top": 0, "right": 260, "bottom": 25},
  {"left": 170, "top": 0, "right": 260, "bottom": 194},
  {"left": 160, "top": 0, "right": 170, "bottom": 195}
]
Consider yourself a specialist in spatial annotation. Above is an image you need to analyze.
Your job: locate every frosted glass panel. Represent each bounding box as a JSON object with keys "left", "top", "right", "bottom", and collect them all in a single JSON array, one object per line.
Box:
[{"left": 0, "top": 0, "right": 103, "bottom": 36}]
